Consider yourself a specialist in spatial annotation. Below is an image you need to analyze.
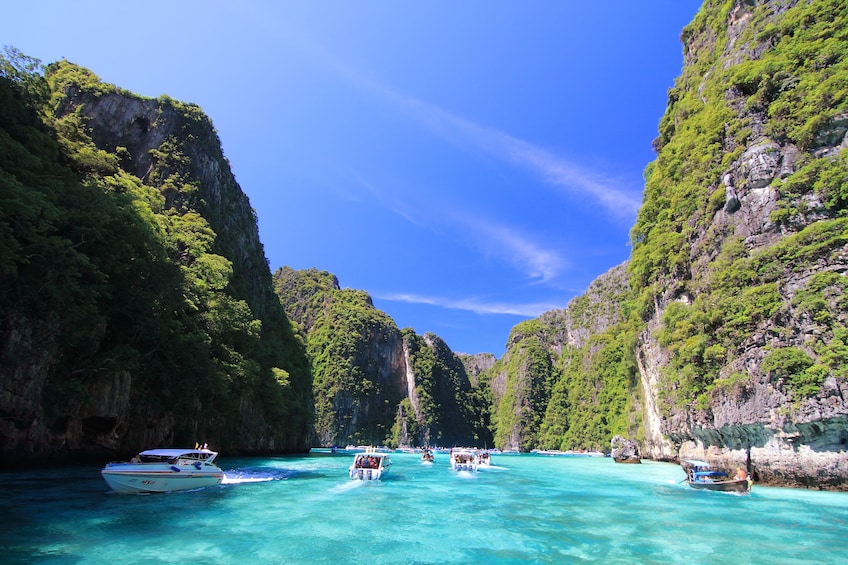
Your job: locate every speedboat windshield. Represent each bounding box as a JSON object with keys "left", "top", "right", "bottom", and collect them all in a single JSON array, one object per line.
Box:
[{"left": 137, "top": 449, "right": 217, "bottom": 464}]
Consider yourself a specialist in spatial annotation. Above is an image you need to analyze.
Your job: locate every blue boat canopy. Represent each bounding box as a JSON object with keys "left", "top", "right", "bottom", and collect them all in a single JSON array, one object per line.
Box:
[{"left": 693, "top": 471, "right": 728, "bottom": 477}]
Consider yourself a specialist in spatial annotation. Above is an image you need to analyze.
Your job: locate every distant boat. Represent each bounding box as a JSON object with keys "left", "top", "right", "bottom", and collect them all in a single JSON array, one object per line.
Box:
[
  {"left": 349, "top": 449, "right": 392, "bottom": 480},
  {"left": 531, "top": 449, "right": 604, "bottom": 457},
  {"left": 477, "top": 450, "right": 492, "bottom": 467},
  {"left": 449, "top": 448, "right": 478, "bottom": 472},
  {"left": 421, "top": 449, "right": 434, "bottom": 463},
  {"left": 101, "top": 447, "right": 225, "bottom": 494},
  {"left": 683, "top": 460, "right": 752, "bottom": 494}
]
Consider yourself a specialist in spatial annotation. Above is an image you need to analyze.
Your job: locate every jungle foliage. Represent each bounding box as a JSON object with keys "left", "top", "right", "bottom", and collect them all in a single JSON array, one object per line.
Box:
[
  {"left": 482, "top": 267, "right": 640, "bottom": 453},
  {"left": 0, "top": 48, "right": 312, "bottom": 453},
  {"left": 627, "top": 0, "right": 848, "bottom": 410},
  {"left": 273, "top": 267, "right": 491, "bottom": 448},
  {"left": 481, "top": 0, "right": 847, "bottom": 451},
  {"left": 399, "top": 330, "right": 490, "bottom": 448}
]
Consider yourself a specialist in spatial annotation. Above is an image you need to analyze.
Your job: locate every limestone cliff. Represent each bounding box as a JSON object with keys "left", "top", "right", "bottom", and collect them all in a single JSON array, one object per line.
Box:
[
  {"left": 0, "top": 57, "right": 313, "bottom": 462},
  {"left": 486, "top": 263, "right": 634, "bottom": 452},
  {"left": 633, "top": 0, "right": 848, "bottom": 489},
  {"left": 273, "top": 267, "right": 490, "bottom": 447},
  {"left": 491, "top": 0, "right": 848, "bottom": 489}
]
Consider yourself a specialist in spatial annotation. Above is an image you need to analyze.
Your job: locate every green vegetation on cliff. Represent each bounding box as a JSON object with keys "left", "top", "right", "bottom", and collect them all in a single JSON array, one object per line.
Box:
[
  {"left": 274, "top": 267, "right": 491, "bottom": 448},
  {"left": 400, "top": 330, "right": 490, "bottom": 448},
  {"left": 1, "top": 48, "right": 312, "bottom": 457},
  {"left": 540, "top": 323, "right": 640, "bottom": 451},
  {"left": 629, "top": 0, "right": 848, "bottom": 411},
  {"left": 275, "top": 266, "right": 403, "bottom": 446},
  {"left": 483, "top": 265, "right": 639, "bottom": 452}
]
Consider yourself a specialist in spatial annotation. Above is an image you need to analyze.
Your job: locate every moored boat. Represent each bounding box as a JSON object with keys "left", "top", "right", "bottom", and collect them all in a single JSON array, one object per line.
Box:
[
  {"left": 349, "top": 449, "right": 392, "bottom": 480},
  {"left": 531, "top": 449, "right": 604, "bottom": 457},
  {"left": 101, "top": 447, "right": 225, "bottom": 494},
  {"left": 449, "top": 448, "right": 478, "bottom": 472},
  {"left": 683, "top": 460, "right": 752, "bottom": 493}
]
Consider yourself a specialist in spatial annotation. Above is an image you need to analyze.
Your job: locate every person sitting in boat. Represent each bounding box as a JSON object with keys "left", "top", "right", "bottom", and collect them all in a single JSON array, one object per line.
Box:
[{"left": 736, "top": 468, "right": 749, "bottom": 480}]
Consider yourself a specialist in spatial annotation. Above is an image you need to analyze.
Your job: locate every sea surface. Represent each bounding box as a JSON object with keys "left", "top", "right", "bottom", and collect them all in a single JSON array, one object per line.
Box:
[{"left": 1, "top": 451, "right": 846, "bottom": 564}]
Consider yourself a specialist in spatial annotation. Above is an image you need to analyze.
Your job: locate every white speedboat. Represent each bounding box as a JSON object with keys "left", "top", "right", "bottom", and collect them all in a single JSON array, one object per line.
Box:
[
  {"left": 349, "top": 450, "right": 392, "bottom": 480},
  {"left": 101, "top": 447, "right": 225, "bottom": 494},
  {"left": 477, "top": 450, "right": 492, "bottom": 467},
  {"left": 449, "top": 448, "right": 478, "bottom": 472}
]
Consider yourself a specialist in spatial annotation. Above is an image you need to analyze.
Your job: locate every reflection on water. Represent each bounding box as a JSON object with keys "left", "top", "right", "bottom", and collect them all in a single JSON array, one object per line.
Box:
[{"left": 1, "top": 453, "right": 846, "bottom": 564}]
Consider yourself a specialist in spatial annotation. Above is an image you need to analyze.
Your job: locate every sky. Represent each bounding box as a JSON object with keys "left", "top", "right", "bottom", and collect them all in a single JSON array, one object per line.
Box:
[{"left": 2, "top": 1, "right": 703, "bottom": 356}]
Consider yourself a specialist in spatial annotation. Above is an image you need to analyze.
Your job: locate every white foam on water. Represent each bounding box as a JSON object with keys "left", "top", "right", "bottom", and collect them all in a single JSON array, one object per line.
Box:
[
  {"left": 329, "top": 479, "right": 367, "bottom": 493},
  {"left": 221, "top": 475, "right": 275, "bottom": 485}
]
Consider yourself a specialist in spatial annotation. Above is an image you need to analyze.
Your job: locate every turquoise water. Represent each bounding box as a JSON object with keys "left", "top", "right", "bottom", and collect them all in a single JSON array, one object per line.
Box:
[{"left": 2, "top": 451, "right": 846, "bottom": 564}]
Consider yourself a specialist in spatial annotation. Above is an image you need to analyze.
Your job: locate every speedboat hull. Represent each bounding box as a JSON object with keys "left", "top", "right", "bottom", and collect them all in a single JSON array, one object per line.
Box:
[
  {"left": 101, "top": 448, "right": 225, "bottom": 494},
  {"left": 101, "top": 464, "right": 224, "bottom": 494}
]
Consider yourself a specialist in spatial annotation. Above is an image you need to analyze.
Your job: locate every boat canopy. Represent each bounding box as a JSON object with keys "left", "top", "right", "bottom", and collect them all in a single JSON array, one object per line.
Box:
[
  {"left": 693, "top": 471, "right": 728, "bottom": 478},
  {"left": 684, "top": 459, "right": 711, "bottom": 467},
  {"left": 136, "top": 449, "right": 218, "bottom": 463}
]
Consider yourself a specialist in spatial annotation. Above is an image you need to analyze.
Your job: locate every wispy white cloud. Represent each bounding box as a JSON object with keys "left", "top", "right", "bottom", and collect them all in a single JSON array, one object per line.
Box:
[
  {"left": 375, "top": 292, "right": 561, "bottom": 317},
  {"left": 452, "top": 214, "right": 566, "bottom": 284},
  {"left": 350, "top": 164, "right": 567, "bottom": 283},
  {"left": 271, "top": 22, "right": 641, "bottom": 218},
  {"left": 394, "top": 96, "right": 642, "bottom": 218},
  {"left": 344, "top": 79, "right": 641, "bottom": 219}
]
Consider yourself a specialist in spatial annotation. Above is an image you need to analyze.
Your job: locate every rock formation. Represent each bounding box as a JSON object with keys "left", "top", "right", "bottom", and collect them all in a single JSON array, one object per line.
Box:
[
  {"left": 634, "top": 0, "right": 848, "bottom": 489},
  {"left": 273, "top": 267, "right": 490, "bottom": 448},
  {"left": 610, "top": 435, "right": 641, "bottom": 464},
  {"left": 490, "top": 0, "right": 848, "bottom": 490},
  {"left": 0, "top": 58, "right": 313, "bottom": 462}
]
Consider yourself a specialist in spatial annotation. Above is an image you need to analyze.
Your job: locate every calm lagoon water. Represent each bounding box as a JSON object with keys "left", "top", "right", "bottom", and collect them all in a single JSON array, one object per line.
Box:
[{"left": 1, "top": 451, "right": 846, "bottom": 564}]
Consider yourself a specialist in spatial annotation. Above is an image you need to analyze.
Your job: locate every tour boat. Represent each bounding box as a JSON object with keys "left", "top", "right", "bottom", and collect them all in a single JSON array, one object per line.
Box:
[
  {"left": 683, "top": 460, "right": 752, "bottom": 493},
  {"left": 449, "top": 448, "right": 478, "bottom": 472},
  {"left": 101, "top": 447, "right": 225, "bottom": 494},
  {"left": 421, "top": 449, "right": 435, "bottom": 463},
  {"left": 477, "top": 450, "right": 492, "bottom": 467},
  {"left": 349, "top": 449, "right": 392, "bottom": 480},
  {"left": 531, "top": 449, "right": 605, "bottom": 457}
]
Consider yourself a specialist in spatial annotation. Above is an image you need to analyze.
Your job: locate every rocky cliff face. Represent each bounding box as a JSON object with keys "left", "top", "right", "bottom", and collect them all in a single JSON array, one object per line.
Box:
[
  {"left": 273, "top": 267, "right": 489, "bottom": 448},
  {"left": 489, "top": 0, "right": 847, "bottom": 489},
  {"left": 633, "top": 0, "right": 848, "bottom": 488},
  {"left": 486, "top": 263, "right": 633, "bottom": 452},
  {"left": 0, "top": 59, "right": 313, "bottom": 462}
]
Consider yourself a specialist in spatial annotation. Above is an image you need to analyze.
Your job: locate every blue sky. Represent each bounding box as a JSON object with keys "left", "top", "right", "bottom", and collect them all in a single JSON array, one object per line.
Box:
[{"left": 3, "top": 1, "right": 702, "bottom": 356}]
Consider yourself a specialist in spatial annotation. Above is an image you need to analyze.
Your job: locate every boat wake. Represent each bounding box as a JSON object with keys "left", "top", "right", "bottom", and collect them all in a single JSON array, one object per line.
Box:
[
  {"left": 222, "top": 476, "right": 275, "bottom": 485},
  {"left": 329, "top": 480, "right": 367, "bottom": 493},
  {"left": 222, "top": 468, "right": 295, "bottom": 484}
]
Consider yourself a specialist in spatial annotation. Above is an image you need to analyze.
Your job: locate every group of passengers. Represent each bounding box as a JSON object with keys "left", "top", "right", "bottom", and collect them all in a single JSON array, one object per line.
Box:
[{"left": 356, "top": 455, "right": 381, "bottom": 469}]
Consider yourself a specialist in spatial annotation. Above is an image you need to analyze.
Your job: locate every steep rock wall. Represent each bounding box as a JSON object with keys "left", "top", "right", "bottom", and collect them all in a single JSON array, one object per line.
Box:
[
  {"left": 1, "top": 61, "right": 314, "bottom": 462},
  {"left": 634, "top": 0, "right": 848, "bottom": 488},
  {"left": 274, "top": 268, "right": 487, "bottom": 448}
]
